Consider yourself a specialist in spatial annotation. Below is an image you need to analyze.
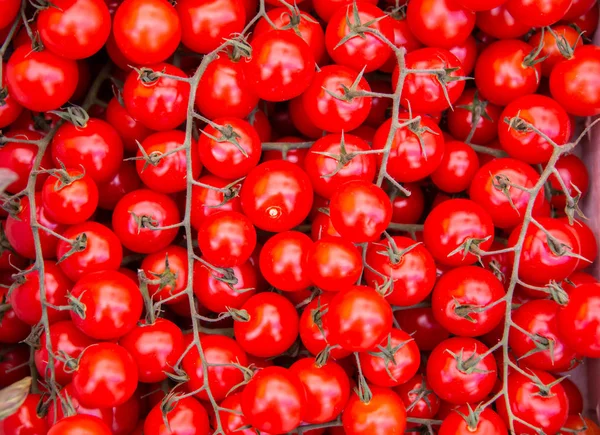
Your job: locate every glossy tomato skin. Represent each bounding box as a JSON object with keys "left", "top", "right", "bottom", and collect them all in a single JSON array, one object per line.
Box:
[
  {"left": 198, "top": 211, "right": 256, "bottom": 268},
  {"left": 69, "top": 270, "right": 143, "bottom": 340},
  {"left": 123, "top": 63, "right": 190, "bottom": 131},
  {"left": 120, "top": 318, "right": 184, "bottom": 383},
  {"left": 6, "top": 44, "right": 78, "bottom": 112},
  {"left": 96, "top": 161, "right": 141, "bottom": 210},
  {"left": 432, "top": 266, "right": 505, "bottom": 337},
  {"left": 289, "top": 95, "right": 324, "bottom": 139},
  {"left": 0, "top": 0, "right": 20, "bottom": 29},
  {"left": 430, "top": 140, "right": 479, "bottom": 193},
  {"left": 364, "top": 235, "right": 437, "bottom": 307},
  {"left": 0, "top": 288, "right": 30, "bottom": 344},
  {"left": 390, "top": 183, "right": 425, "bottom": 225},
  {"left": 112, "top": 189, "right": 181, "bottom": 254},
  {"left": 551, "top": 156, "right": 589, "bottom": 211},
  {"left": 325, "top": 3, "right": 393, "bottom": 72},
  {"left": 140, "top": 245, "right": 188, "bottom": 304},
  {"left": 48, "top": 415, "right": 112, "bottom": 435},
  {"left": 549, "top": 45, "right": 600, "bottom": 117},
  {"left": 342, "top": 387, "right": 407, "bottom": 435},
  {"left": 177, "top": 0, "right": 245, "bottom": 54},
  {"left": 0, "top": 394, "right": 49, "bottom": 435},
  {"left": 395, "top": 307, "right": 450, "bottom": 351},
  {"left": 6, "top": 195, "right": 68, "bottom": 260},
  {"left": 38, "top": 0, "right": 111, "bottom": 59},
  {"left": 234, "top": 292, "right": 299, "bottom": 358},
  {"left": 195, "top": 56, "right": 258, "bottom": 120},
  {"left": 137, "top": 130, "right": 201, "bottom": 193},
  {"left": 259, "top": 231, "right": 312, "bottom": 291},
  {"left": 302, "top": 65, "right": 372, "bottom": 133},
  {"left": 506, "top": 0, "right": 571, "bottom": 26},
  {"left": 529, "top": 25, "right": 583, "bottom": 77},
  {"left": 423, "top": 199, "right": 494, "bottom": 267},
  {"left": 394, "top": 374, "right": 440, "bottom": 419},
  {"left": 499, "top": 94, "right": 571, "bottom": 164},
  {"left": 426, "top": 337, "right": 497, "bottom": 404},
  {"left": 447, "top": 89, "right": 501, "bottom": 144},
  {"left": 510, "top": 299, "right": 579, "bottom": 371},
  {"left": 182, "top": 334, "right": 248, "bottom": 401},
  {"left": 245, "top": 31, "right": 315, "bottom": 102},
  {"left": 508, "top": 217, "right": 580, "bottom": 286},
  {"left": 241, "top": 366, "right": 306, "bottom": 435},
  {"left": 41, "top": 169, "right": 99, "bottom": 225},
  {"left": 407, "top": 0, "right": 475, "bottom": 48},
  {"left": 0, "top": 131, "right": 49, "bottom": 194},
  {"left": 380, "top": 16, "right": 423, "bottom": 73},
  {"left": 215, "top": 393, "right": 263, "bottom": 435},
  {"left": 496, "top": 369, "right": 568, "bottom": 434},
  {"left": 10, "top": 261, "right": 71, "bottom": 326},
  {"left": 438, "top": 406, "right": 507, "bottom": 435},
  {"left": 105, "top": 97, "right": 152, "bottom": 153},
  {"left": 327, "top": 285, "right": 393, "bottom": 352},
  {"left": 51, "top": 118, "right": 124, "bottom": 183},
  {"left": 474, "top": 40, "right": 540, "bottom": 106},
  {"left": 561, "top": 219, "right": 597, "bottom": 268},
  {"left": 307, "top": 236, "right": 362, "bottom": 292},
  {"left": 304, "top": 134, "right": 376, "bottom": 199},
  {"left": 144, "top": 397, "right": 210, "bottom": 435},
  {"left": 240, "top": 160, "right": 313, "bottom": 232},
  {"left": 560, "top": 416, "right": 600, "bottom": 435},
  {"left": 329, "top": 181, "right": 392, "bottom": 243},
  {"left": 190, "top": 175, "right": 242, "bottom": 231},
  {"left": 373, "top": 116, "right": 445, "bottom": 183},
  {"left": 476, "top": 5, "right": 530, "bottom": 39},
  {"left": 557, "top": 283, "right": 600, "bottom": 357},
  {"left": 198, "top": 117, "right": 262, "bottom": 179},
  {"left": 113, "top": 0, "right": 181, "bottom": 64},
  {"left": 469, "top": 158, "right": 546, "bottom": 229},
  {"left": 73, "top": 343, "right": 138, "bottom": 409}
]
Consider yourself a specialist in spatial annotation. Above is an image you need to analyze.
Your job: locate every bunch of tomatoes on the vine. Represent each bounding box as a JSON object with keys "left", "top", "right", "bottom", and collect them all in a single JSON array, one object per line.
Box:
[{"left": 0, "top": 0, "right": 599, "bottom": 432}]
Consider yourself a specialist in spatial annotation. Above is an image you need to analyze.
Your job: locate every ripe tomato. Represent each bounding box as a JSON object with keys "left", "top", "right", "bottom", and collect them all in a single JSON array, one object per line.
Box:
[
  {"left": 474, "top": 40, "right": 540, "bottom": 106},
  {"left": 198, "top": 117, "right": 261, "bottom": 179},
  {"left": 123, "top": 63, "right": 190, "bottom": 131},
  {"left": 0, "top": 0, "right": 19, "bottom": 29},
  {"left": 144, "top": 397, "right": 209, "bottom": 435},
  {"left": 0, "top": 394, "right": 49, "bottom": 435},
  {"left": 529, "top": 25, "right": 583, "bottom": 77},
  {"left": 41, "top": 169, "right": 98, "bottom": 225},
  {"left": 373, "top": 115, "right": 445, "bottom": 183},
  {"left": 389, "top": 182, "right": 424, "bottom": 225},
  {"left": 241, "top": 366, "right": 306, "bottom": 434},
  {"left": 394, "top": 374, "right": 440, "bottom": 419},
  {"left": 423, "top": 198, "right": 494, "bottom": 267},
  {"left": 289, "top": 95, "right": 324, "bottom": 138},
  {"left": 557, "top": 283, "right": 600, "bottom": 357},
  {"left": 254, "top": 8, "right": 326, "bottom": 64},
  {"left": 560, "top": 416, "right": 600, "bottom": 435},
  {"left": 245, "top": 31, "right": 315, "bottom": 102},
  {"left": 313, "top": 0, "right": 377, "bottom": 21},
  {"left": 215, "top": 393, "right": 263, "bottom": 435},
  {"left": 342, "top": 387, "right": 407, "bottom": 435},
  {"left": 508, "top": 217, "right": 580, "bottom": 286},
  {"left": 432, "top": 266, "right": 505, "bottom": 337},
  {"left": 329, "top": 181, "right": 392, "bottom": 243},
  {"left": 0, "top": 130, "right": 49, "bottom": 194},
  {"left": 70, "top": 270, "right": 143, "bottom": 340},
  {"left": 105, "top": 97, "right": 152, "bottom": 153},
  {"left": 38, "top": 0, "right": 111, "bottom": 59},
  {"left": 240, "top": 160, "right": 314, "bottom": 232},
  {"left": 96, "top": 161, "right": 141, "bottom": 210},
  {"left": 190, "top": 175, "right": 242, "bottom": 231},
  {"left": 325, "top": 3, "right": 393, "bottom": 72},
  {"left": 140, "top": 245, "right": 188, "bottom": 304},
  {"left": 395, "top": 307, "right": 450, "bottom": 351},
  {"left": 49, "top": 415, "right": 112, "bottom": 435},
  {"left": 430, "top": 140, "right": 479, "bottom": 193},
  {"left": 136, "top": 131, "right": 200, "bottom": 193},
  {"left": 73, "top": 343, "right": 138, "bottom": 408},
  {"left": 0, "top": 79, "right": 22, "bottom": 134},
  {"left": 447, "top": 89, "right": 501, "bottom": 145},
  {"left": 549, "top": 45, "right": 600, "bottom": 117},
  {"left": 51, "top": 118, "right": 124, "bottom": 183},
  {"left": 561, "top": 219, "right": 597, "bottom": 268},
  {"left": 506, "top": 0, "right": 571, "bottom": 26},
  {"left": 380, "top": 15, "right": 423, "bottom": 72},
  {"left": 307, "top": 236, "right": 362, "bottom": 292},
  {"left": 426, "top": 337, "right": 497, "bottom": 404},
  {"left": 439, "top": 406, "right": 507, "bottom": 435},
  {"left": 259, "top": 231, "right": 312, "bottom": 292},
  {"left": 476, "top": 4, "right": 530, "bottom": 39},
  {"left": 0, "top": 345, "right": 30, "bottom": 388},
  {"left": 234, "top": 292, "right": 299, "bottom": 358},
  {"left": 182, "top": 334, "right": 248, "bottom": 401},
  {"left": 560, "top": 378, "right": 584, "bottom": 415},
  {"left": 195, "top": 56, "right": 258, "bottom": 120},
  {"left": 327, "top": 285, "right": 392, "bottom": 352},
  {"left": 496, "top": 369, "right": 568, "bottom": 434},
  {"left": 469, "top": 158, "right": 547, "bottom": 229},
  {"left": 113, "top": 0, "right": 181, "bottom": 64},
  {"left": 6, "top": 45, "right": 79, "bottom": 112},
  {"left": 0, "top": 287, "right": 30, "bottom": 344},
  {"left": 301, "top": 65, "right": 372, "bottom": 133},
  {"left": 177, "top": 0, "right": 245, "bottom": 54},
  {"left": 407, "top": 0, "right": 475, "bottom": 48},
  {"left": 304, "top": 134, "right": 376, "bottom": 199},
  {"left": 551, "top": 155, "right": 589, "bottom": 210},
  {"left": 112, "top": 189, "right": 181, "bottom": 254}
]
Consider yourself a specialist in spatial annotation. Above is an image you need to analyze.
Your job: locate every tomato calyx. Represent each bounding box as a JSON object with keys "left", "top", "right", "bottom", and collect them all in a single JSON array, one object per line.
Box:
[
  {"left": 527, "top": 370, "right": 567, "bottom": 398},
  {"left": 546, "top": 26, "right": 580, "bottom": 60},
  {"left": 56, "top": 232, "right": 87, "bottom": 264},
  {"left": 50, "top": 105, "right": 89, "bottom": 128},
  {"left": 43, "top": 164, "right": 86, "bottom": 191},
  {"left": 453, "top": 301, "right": 492, "bottom": 322},
  {"left": 446, "top": 348, "right": 493, "bottom": 375},
  {"left": 454, "top": 403, "right": 485, "bottom": 431},
  {"left": 522, "top": 38, "right": 548, "bottom": 75},
  {"left": 386, "top": 5, "right": 407, "bottom": 20},
  {"left": 334, "top": 2, "right": 389, "bottom": 50},
  {"left": 130, "top": 212, "right": 159, "bottom": 231},
  {"left": 201, "top": 123, "right": 248, "bottom": 158},
  {"left": 227, "top": 307, "right": 250, "bottom": 322},
  {"left": 324, "top": 68, "right": 369, "bottom": 103},
  {"left": 66, "top": 291, "right": 87, "bottom": 320},
  {"left": 354, "top": 352, "right": 373, "bottom": 403},
  {"left": 368, "top": 333, "right": 415, "bottom": 382},
  {"left": 133, "top": 66, "right": 165, "bottom": 85},
  {"left": 491, "top": 173, "right": 521, "bottom": 213},
  {"left": 446, "top": 235, "right": 493, "bottom": 262},
  {"left": 405, "top": 117, "right": 438, "bottom": 160},
  {"left": 311, "top": 131, "right": 374, "bottom": 178},
  {"left": 456, "top": 90, "right": 493, "bottom": 124},
  {"left": 277, "top": 1, "right": 318, "bottom": 37},
  {"left": 406, "top": 375, "right": 436, "bottom": 413}
]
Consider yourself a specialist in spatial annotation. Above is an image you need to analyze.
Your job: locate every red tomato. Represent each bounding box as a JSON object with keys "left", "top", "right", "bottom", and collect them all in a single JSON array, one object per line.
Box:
[
  {"left": 389, "top": 182, "right": 425, "bottom": 225},
  {"left": 6, "top": 44, "right": 78, "bottom": 112},
  {"left": 426, "top": 337, "right": 497, "bottom": 404},
  {"left": 560, "top": 378, "right": 584, "bottom": 414},
  {"left": 241, "top": 366, "right": 306, "bottom": 434},
  {"left": 289, "top": 95, "right": 324, "bottom": 139},
  {"left": 0, "top": 131, "right": 49, "bottom": 194},
  {"left": 0, "top": 394, "right": 49, "bottom": 435},
  {"left": 0, "top": 287, "right": 30, "bottom": 344},
  {"left": 342, "top": 387, "right": 407, "bottom": 435},
  {"left": 198, "top": 117, "right": 261, "bottom": 179},
  {"left": 140, "top": 245, "right": 188, "bottom": 304},
  {"left": 394, "top": 374, "right": 440, "bottom": 419},
  {"left": 439, "top": 406, "right": 507, "bottom": 435},
  {"left": 0, "top": 64, "right": 24, "bottom": 129},
  {"left": 506, "top": 0, "right": 571, "bottom": 26},
  {"left": 214, "top": 393, "right": 263, "bottom": 435},
  {"left": 301, "top": 65, "right": 372, "bottom": 133},
  {"left": 0, "top": 345, "right": 30, "bottom": 388},
  {"left": 430, "top": 140, "right": 479, "bottom": 193},
  {"left": 123, "top": 63, "right": 190, "bottom": 131},
  {"left": 455, "top": 0, "right": 507, "bottom": 11},
  {"left": 0, "top": 0, "right": 19, "bottom": 29},
  {"left": 560, "top": 416, "right": 600, "bottom": 435},
  {"left": 395, "top": 307, "right": 450, "bottom": 351},
  {"left": 69, "top": 270, "right": 143, "bottom": 340},
  {"left": 240, "top": 160, "right": 314, "bottom": 232},
  {"left": 560, "top": 219, "right": 597, "bottom": 268},
  {"left": 423, "top": 198, "right": 494, "bottom": 267},
  {"left": 307, "top": 236, "right": 362, "bottom": 292},
  {"left": 144, "top": 397, "right": 209, "bottom": 435},
  {"left": 476, "top": 5, "right": 530, "bottom": 39},
  {"left": 474, "top": 40, "right": 541, "bottom": 106},
  {"left": 259, "top": 231, "right": 312, "bottom": 292},
  {"left": 245, "top": 31, "right": 315, "bottom": 102},
  {"left": 407, "top": 0, "right": 475, "bottom": 48},
  {"left": 557, "top": 283, "right": 600, "bottom": 357},
  {"left": 447, "top": 89, "right": 501, "bottom": 144},
  {"left": 41, "top": 169, "right": 98, "bottom": 225},
  {"left": 113, "top": 0, "right": 181, "bottom": 64},
  {"left": 96, "top": 161, "right": 142, "bottom": 210},
  {"left": 112, "top": 189, "right": 181, "bottom": 254},
  {"left": 380, "top": 15, "right": 423, "bottom": 73},
  {"left": 529, "top": 25, "right": 583, "bottom": 77},
  {"left": 177, "top": 0, "right": 245, "bottom": 54},
  {"left": 190, "top": 175, "right": 243, "bottom": 231},
  {"left": 551, "top": 155, "right": 589, "bottom": 211},
  {"left": 313, "top": 0, "right": 377, "bottom": 21},
  {"left": 234, "top": 292, "right": 299, "bottom": 358},
  {"left": 105, "top": 97, "right": 152, "bottom": 153}
]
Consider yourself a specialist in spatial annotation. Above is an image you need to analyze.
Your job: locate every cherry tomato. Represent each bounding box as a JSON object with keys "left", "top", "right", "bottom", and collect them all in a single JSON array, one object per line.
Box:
[
  {"left": 140, "top": 245, "right": 188, "bottom": 304},
  {"left": 529, "top": 25, "right": 583, "bottom": 77},
  {"left": 0, "top": 66, "right": 24, "bottom": 129},
  {"left": 0, "top": 130, "right": 50, "bottom": 194},
  {"left": 0, "top": 345, "right": 30, "bottom": 388},
  {"left": 557, "top": 283, "right": 600, "bottom": 357},
  {"left": 407, "top": 0, "right": 475, "bottom": 48},
  {"left": 560, "top": 416, "right": 600, "bottom": 435},
  {"left": 506, "top": 0, "right": 571, "bottom": 26},
  {"left": 395, "top": 307, "right": 450, "bottom": 351},
  {"left": 447, "top": 90, "right": 501, "bottom": 145},
  {"left": 476, "top": 4, "right": 530, "bottom": 39},
  {"left": 41, "top": 169, "right": 98, "bottom": 225},
  {"left": 0, "top": 0, "right": 19, "bottom": 29},
  {"left": 215, "top": 393, "right": 263, "bottom": 435},
  {"left": 96, "top": 161, "right": 141, "bottom": 210},
  {"left": 0, "top": 394, "right": 49, "bottom": 435},
  {"left": 551, "top": 155, "right": 589, "bottom": 211},
  {"left": 259, "top": 231, "right": 312, "bottom": 292},
  {"left": 289, "top": 95, "right": 324, "bottom": 139},
  {"left": 561, "top": 219, "right": 597, "bottom": 268},
  {"left": 144, "top": 397, "right": 209, "bottom": 435},
  {"left": 0, "top": 287, "right": 30, "bottom": 344},
  {"left": 439, "top": 406, "right": 508, "bottom": 435},
  {"left": 430, "top": 140, "right": 479, "bottom": 193},
  {"left": 380, "top": 15, "right": 423, "bottom": 73},
  {"left": 342, "top": 387, "right": 407, "bottom": 435},
  {"left": 394, "top": 374, "right": 440, "bottom": 419},
  {"left": 190, "top": 175, "right": 243, "bottom": 231},
  {"left": 105, "top": 97, "right": 152, "bottom": 154},
  {"left": 307, "top": 236, "right": 362, "bottom": 292}
]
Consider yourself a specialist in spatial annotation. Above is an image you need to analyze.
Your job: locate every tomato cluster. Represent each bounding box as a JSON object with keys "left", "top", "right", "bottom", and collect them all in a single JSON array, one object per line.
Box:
[{"left": 0, "top": 0, "right": 599, "bottom": 434}]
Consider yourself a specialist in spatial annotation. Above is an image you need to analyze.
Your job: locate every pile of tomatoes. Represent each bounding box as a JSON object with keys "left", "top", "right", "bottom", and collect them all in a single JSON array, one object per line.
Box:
[{"left": 0, "top": 0, "right": 600, "bottom": 433}]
